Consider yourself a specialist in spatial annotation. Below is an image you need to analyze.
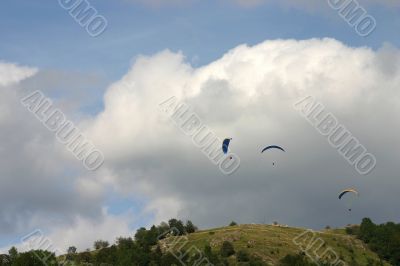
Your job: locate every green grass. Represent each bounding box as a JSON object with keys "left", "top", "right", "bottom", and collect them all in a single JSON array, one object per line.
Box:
[{"left": 163, "top": 224, "right": 390, "bottom": 265}]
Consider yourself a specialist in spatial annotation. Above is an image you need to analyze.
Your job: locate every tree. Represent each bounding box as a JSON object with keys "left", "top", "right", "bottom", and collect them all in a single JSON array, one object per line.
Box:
[
  {"left": 229, "top": 221, "right": 237, "bottom": 226},
  {"left": 8, "top": 247, "right": 18, "bottom": 262},
  {"left": 94, "top": 240, "right": 109, "bottom": 250},
  {"left": 76, "top": 251, "right": 93, "bottom": 264},
  {"left": 356, "top": 218, "right": 400, "bottom": 265},
  {"left": 168, "top": 218, "right": 186, "bottom": 235},
  {"left": 0, "top": 254, "right": 10, "bottom": 266},
  {"left": 220, "top": 241, "right": 235, "bottom": 257},
  {"left": 116, "top": 237, "right": 134, "bottom": 249},
  {"left": 185, "top": 220, "right": 197, "bottom": 234},
  {"left": 11, "top": 250, "right": 57, "bottom": 266},
  {"left": 358, "top": 218, "right": 376, "bottom": 243},
  {"left": 152, "top": 245, "right": 162, "bottom": 265},
  {"left": 67, "top": 246, "right": 77, "bottom": 254}
]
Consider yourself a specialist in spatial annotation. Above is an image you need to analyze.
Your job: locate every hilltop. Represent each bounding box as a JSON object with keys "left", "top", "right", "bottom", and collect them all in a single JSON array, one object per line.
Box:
[{"left": 159, "top": 223, "right": 388, "bottom": 265}]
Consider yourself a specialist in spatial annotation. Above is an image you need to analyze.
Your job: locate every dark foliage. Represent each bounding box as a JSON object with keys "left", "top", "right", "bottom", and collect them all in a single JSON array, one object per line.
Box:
[
  {"left": 236, "top": 250, "right": 250, "bottom": 262},
  {"left": 347, "top": 217, "right": 400, "bottom": 265},
  {"left": 220, "top": 241, "right": 235, "bottom": 257},
  {"left": 0, "top": 218, "right": 198, "bottom": 266},
  {"left": 278, "top": 253, "right": 314, "bottom": 266}
]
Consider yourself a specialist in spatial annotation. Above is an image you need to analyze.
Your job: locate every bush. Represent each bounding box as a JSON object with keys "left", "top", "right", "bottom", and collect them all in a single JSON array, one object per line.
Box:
[
  {"left": 279, "top": 253, "right": 314, "bottom": 266},
  {"left": 220, "top": 241, "right": 235, "bottom": 257},
  {"left": 237, "top": 250, "right": 250, "bottom": 262},
  {"left": 229, "top": 221, "right": 237, "bottom": 226},
  {"left": 203, "top": 244, "right": 219, "bottom": 264},
  {"left": 346, "top": 225, "right": 360, "bottom": 235}
]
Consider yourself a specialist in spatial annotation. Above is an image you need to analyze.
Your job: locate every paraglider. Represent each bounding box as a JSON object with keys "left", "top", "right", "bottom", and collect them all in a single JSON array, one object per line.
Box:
[
  {"left": 222, "top": 138, "right": 233, "bottom": 160},
  {"left": 261, "top": 145, "right": 285, "bottom": 166},
  {"left": 261, "top": 145, "right": 285, "bottom": 153},
  {"left": 338, "top": 189, "right": 359, "bottom": 211}
]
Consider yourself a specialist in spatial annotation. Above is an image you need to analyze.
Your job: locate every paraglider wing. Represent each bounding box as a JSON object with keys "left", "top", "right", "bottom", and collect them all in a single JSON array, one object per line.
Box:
[
  {"left": 338, "top": 189, "right": 359, "bottom": 199},
  {"left": 222, "top": 138, "right": 232, "bottom": 154},
  {"left": 261, "top": 145, "right": 285, "bottom": 153}
]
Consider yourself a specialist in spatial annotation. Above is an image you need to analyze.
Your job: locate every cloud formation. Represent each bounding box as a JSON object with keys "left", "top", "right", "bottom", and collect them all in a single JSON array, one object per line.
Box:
[
  {"left": 0, "top": 63, "right": 133, "bottom": 252},
  {"left": 1, "top": 38, "right": 400, "bottom": 252},
  {"left": 86, "top": 38, "right": 400, "bottom": 230}
]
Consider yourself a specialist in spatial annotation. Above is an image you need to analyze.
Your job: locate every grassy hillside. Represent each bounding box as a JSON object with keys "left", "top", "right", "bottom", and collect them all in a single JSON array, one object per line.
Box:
[{"left": 161, "top": 224, "right": 389, "bottom": 265}]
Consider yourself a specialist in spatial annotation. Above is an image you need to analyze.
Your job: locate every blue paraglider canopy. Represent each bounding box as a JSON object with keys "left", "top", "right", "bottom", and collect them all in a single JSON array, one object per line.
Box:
[
  {"left": 222, "top": 138, "right": 232, "bottom": 154},
  {"left": 261, "top": 145, "right": 285, "bottom": 153}
]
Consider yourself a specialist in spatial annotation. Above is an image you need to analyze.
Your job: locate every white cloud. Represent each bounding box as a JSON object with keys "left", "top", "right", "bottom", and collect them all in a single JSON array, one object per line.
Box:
[
  {"left": 47, "top": 209, "right": 134, "bottom": 253},
  {"left": 86, "top": 38, "right": 400, "bottom": 229},
  {"left": 1, "top": 37, "right": 400, "bottom": 252},
  {"left": 0, "top": 62, "right": 37, "bottom": 87},
  {"left": 0, "top": 63, "right": 131, "bottom": 252}
]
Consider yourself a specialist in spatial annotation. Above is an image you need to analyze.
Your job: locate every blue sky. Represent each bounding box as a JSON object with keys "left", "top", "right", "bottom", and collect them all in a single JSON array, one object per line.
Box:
[
  {"left": 1, "top": 0, "right": 400, "bottom": 252},
  {"left": 1, "top": 0, "right": 398, "bottom": 80}
]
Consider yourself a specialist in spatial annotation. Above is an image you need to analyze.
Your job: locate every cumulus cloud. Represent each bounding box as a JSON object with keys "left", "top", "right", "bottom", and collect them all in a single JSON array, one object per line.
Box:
[
  {"left": 87, "top": 38, "right": 400, "bottom": 229},
  {"left": 0, "top": 63, "right": 135, "bottom": 252},
  {"left": 1, "top": 37, "right": 400, "bottom": 252},
  {"left": 46, "top": 208, "right": 134, "bottom": 252},
  {"left": 0, "top": 62, "right": 37, "bottom": 87}
]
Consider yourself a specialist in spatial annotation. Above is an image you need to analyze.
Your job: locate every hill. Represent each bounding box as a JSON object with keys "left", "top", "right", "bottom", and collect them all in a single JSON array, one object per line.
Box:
[{"left": 159, "top": 224, "right": 388, "bottom": 265}]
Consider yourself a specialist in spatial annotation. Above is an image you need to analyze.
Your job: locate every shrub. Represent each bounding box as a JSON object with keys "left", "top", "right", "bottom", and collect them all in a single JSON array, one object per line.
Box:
[
  {"left": 279, "top": 253, "right": 313, "bottom": 266},
  {"left": 237, "top": 250, "right": 250, "bottom": 262},
  {"left": 220, "top": 241, "right": 235, "bottom": 257}
]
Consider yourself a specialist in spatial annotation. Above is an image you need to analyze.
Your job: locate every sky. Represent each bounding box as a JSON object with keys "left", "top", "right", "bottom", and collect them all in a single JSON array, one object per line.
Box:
[{"left": 0, "top": 0, "right": 399, "bottom": 253}]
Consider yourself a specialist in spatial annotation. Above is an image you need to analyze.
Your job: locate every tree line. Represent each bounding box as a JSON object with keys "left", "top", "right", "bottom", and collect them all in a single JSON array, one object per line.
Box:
[{"left": 346, "top": 217, "right": 400, "bottom": 265}]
